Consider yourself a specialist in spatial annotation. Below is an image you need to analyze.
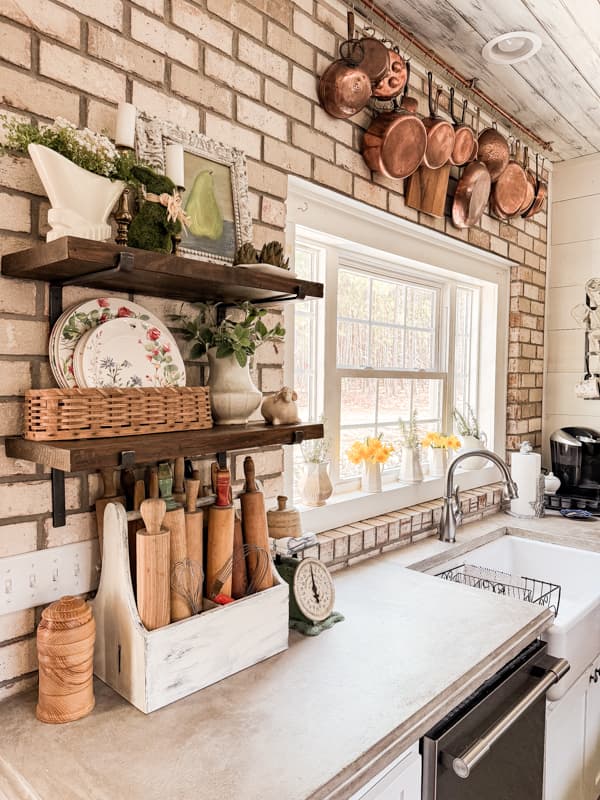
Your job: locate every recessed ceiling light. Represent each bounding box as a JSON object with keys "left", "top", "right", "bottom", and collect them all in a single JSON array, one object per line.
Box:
[{"left": 482, "top": 31, "right": 542, "bottom": 64}]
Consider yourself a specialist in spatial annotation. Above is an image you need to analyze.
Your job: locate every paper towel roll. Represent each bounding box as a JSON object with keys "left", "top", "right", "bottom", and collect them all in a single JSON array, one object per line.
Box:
[{"left": 510, "top": 449, "right": 541, "bottom": 517}]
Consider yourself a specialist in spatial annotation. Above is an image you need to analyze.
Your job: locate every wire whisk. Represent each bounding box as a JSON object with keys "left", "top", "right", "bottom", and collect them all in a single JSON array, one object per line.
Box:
[
  {"left": 171, "top": 558, "right": 204, "bottom": 615},
  {"left": 209, "top": 544, "right": 270, "bottom": 600}
]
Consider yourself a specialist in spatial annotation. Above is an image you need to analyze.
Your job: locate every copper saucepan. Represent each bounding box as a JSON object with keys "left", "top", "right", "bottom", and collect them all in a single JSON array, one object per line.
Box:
[
  {"left": 400, "top": 59, "right": 418, "bottom": 113},
  {"left": 523, "top": 154, "right": 547, "bottom": 218},
  {"left": 449, "top": 88, "right": 477, "bottom": 167},
  {"left": 477, "top": 123, "right": 510, "bottom": 181},
  {"left": 362, "top": 72, "right": 427, "bottom": 180},
  {"left": 318, "top": 14, "right": 371, "bottom": 119},
  {"left": 490, "top": 138, "right": 528, "bottom": 218},
  {"left": 357, "top": 29, "right": 389, "bottom": 85},
  {"left": 423, "top": 72, "right": 455, "bottom": 169},
  {"left": 372, "top": 44, "right": 407, "bottom": 100},
  {"left": 452, "top": 161, "right": 492, "bottom": 229},
  {"left": 518, "top": 145, "right": 536, "bottom": 216}
]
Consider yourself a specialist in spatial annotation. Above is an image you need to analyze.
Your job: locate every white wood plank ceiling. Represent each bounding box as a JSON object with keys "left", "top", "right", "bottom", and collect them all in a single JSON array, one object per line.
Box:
[{"left": 379, "top": 0, "right": 600, "bottom": 162}]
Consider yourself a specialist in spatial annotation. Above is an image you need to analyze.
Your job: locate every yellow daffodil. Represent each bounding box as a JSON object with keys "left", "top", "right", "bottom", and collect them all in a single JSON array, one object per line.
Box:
[
  {"left": 421, "top": 432, "right": 462, "bottom": 450},
  {"left": 346, "top": 435, "right": 394, "bottom": 465}
]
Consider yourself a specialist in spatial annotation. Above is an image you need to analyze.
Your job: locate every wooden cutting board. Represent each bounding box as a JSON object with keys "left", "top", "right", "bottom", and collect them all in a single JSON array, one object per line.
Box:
[{"left": 405, "top": 163, "right": 451, "bottom": 218}]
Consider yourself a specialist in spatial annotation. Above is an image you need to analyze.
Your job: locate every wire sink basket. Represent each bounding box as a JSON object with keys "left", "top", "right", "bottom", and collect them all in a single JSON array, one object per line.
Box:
[{"left": 435, "top": 563, "right": 561, "bottom": 616}]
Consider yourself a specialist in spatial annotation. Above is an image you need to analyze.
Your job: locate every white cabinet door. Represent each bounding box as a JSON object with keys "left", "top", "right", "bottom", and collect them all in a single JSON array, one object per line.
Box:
[
  {"left": 545, "top": 668, "right": 588, "bottom": 800},
  {"left": 584, "top": 655, "right": 600, "bottom": 800},
  {"left": 350, "top": 748, "right": 421, "bottom": 800}
]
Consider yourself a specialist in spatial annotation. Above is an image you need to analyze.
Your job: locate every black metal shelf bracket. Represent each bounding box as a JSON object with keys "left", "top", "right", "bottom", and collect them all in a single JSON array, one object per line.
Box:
[{"left": 51, "top": 469, "right": 66, "bottom": 528}]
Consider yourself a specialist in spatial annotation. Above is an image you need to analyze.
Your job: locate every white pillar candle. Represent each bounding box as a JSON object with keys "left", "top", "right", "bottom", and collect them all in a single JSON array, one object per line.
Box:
[
  {"left": 115, "top": 102, "right": 136, "bottom": 149},
  {"left": 165, "top": 143, "right": 185, "bottom": 188}
]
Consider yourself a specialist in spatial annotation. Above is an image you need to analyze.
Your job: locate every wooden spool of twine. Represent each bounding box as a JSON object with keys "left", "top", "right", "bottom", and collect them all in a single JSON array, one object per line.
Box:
[{"left": 36, "top": 595, "right": 96, "bottom": 724}]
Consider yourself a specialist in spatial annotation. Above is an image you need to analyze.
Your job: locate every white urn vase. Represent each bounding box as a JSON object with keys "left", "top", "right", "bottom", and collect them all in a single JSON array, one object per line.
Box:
[
  {"left": 459, "top": 434, "right": 488, "bottom": 470},
  {"left": 429, "top": 448, "right": 448, "bottom": 477},
  {"left": 28, "top": 143, "right": 125, "bottom": 243},
  {"left": 206, "top": 347, "right": 262, "bottom": 425},
  {"left": 301, "top": 461, "right": 333, "bottom": 507},
  {"left": 399, "top": 446, "right": 423, "bottom": 483},
  {"left": 361, "top": 461, "right": 382, "bottom": 493}
]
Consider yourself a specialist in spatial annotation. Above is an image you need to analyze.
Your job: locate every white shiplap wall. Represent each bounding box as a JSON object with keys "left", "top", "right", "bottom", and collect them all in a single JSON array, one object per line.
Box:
[{"left": 544, "top": 152, "right": 600, "bottom": 464}]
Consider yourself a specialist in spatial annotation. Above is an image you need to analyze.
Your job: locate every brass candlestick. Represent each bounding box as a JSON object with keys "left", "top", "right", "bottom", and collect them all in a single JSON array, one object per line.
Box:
[{"left": 114, "top": 187, "right": 133, "bottom": 246}]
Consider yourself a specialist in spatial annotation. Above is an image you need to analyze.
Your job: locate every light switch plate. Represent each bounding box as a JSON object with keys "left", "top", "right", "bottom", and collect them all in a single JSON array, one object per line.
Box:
[{"left": 0, "top": 540, "right": 101, "bottom": 615}]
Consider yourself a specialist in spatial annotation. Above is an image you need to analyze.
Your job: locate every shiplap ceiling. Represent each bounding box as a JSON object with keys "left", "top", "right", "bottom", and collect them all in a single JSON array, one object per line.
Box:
[{"left": 379, "top": 0, "right": 600, "bottom": 162}]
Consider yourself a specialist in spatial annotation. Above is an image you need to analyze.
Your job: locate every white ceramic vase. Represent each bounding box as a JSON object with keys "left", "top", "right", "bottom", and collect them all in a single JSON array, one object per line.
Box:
[
  {"left": 459, "top": 434, "right": 488, "bottom": 470},
  {"left": 206, "top": 347, "right": 262, "bottom": 425},
  {"left": 399, "top": 446, "right": 423, "bottom": 483},
  {"left": 361, "top": 461, "right": 382, "bottom": 493},
  {"left": 301, "top": 461, "right": 333, "bottom": 507},
  {"left": 28, "top": 143, "right": 125, "bottom": 243},
  {"left": 429, "top": 447, "right": 448, "bottom": 477}
]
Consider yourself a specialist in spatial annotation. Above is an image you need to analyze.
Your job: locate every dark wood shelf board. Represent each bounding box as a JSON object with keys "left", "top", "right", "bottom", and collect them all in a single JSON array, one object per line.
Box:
[
  {"left": 1, "top": 238, "right": 323, "bottom": 303},
  {"left": 6, "top": 422, "right": 324, "bottom": 472}
]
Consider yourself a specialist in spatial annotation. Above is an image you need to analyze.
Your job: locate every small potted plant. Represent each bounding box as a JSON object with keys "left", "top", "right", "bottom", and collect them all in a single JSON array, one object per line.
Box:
[
  {"left": 346, "top": 435, "right": 394, "bottom": 493},
  {"left": 300, "top": 424, "right": 333, "bottom": 507},
  {"left": 171, "top": 302, "right": 285, "bottom": 425},
  {"left": 398, "top": 410, "right": 423, "bottom": 483},
  {"left": 453, "top": 405, "right": 488, "bottom": 470},
  {"left": 233, "top": 240, "right": 293, "bottom": 275},
  {"left": 1, "top": 116, "right": 135, "bottom": 243},
  {"left": 421, "top": 432, "right": 461, "bottom": 477}
]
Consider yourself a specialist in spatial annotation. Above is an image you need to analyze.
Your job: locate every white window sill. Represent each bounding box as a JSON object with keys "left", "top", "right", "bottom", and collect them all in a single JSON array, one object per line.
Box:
[{"left": 298, "top": 464, "right": 502, "bottom": 534}]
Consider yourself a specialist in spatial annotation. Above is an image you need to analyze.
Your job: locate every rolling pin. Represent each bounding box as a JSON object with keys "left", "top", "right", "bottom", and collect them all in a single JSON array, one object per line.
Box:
[
  {"left": 206, "top": 466, "right": 235, "bottom": 599},
  {"left": 145, "top": 465, "right": 159, "bottom": 499},
  {"left": 128, "top": 479, "right": 146, "bottom": 594},
  {"left": 95, "top": 468, "right": 125, "bottom": 558},
  {"left": 240, "top": 456, "right": 273, "bottom": 591},
  {"left": 160, "top": 465, "right": 191, "bottom": 622},
  {"left": 231, "top": 511, "right": 248, "bottom": 600},
  {"left": 173, "top": 457, "right": 186, "bottom": 505},
  {"left": 184, "top": 477, "right": 203, "bottom": 568},
  {"left": 136, "top": 498, "right": 170, "bottom": 630}
]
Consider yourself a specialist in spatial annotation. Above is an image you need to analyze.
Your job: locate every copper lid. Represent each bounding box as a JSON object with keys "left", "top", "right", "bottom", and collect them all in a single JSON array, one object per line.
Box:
[
  {"left": 423, "top": 120, "right": 455, "bottom": 169},
  {"left": 379, "top": 114, "right": 427, "bottom": 179},
  {"left": 492, "top": 162, "right": 528, "bottom": 217},
  {"left": 451, "top": 127, "right": 477, "bottom": 167},
  {"left": 358, "top": 37, "right": 389, "bottom": 82}
]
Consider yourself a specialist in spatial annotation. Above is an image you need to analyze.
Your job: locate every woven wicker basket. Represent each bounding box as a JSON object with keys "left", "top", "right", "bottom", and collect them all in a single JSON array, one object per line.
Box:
[{"left": 24, "top": 387, "right": 212, "bottom": 441}]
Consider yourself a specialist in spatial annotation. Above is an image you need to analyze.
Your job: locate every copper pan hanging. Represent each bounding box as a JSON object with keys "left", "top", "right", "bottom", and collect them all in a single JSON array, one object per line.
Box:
[
  {"left": 357, "top": 27, "right": 390, "bottom": 84},
  {"left": 490, "top": 138, "right": 528, "bottom": 218},
  {"left": 362, "top": 66, "right": 427, "bottom": 180},
  {"left": 372, "top": 44, "right": 407, "bottom": 100},
  {"left": 518, "top": 145, "right": 536, "bottom": 215},
  {"left": 478, "top": 123, "right": 510, "bottom": 181},
  {"left": 318, "top": 13, "right": 371, "bottom": 119},
  {"left": 400, "top": 58, "right": 418, "bottom": 113},
  {"left": 452, "top": 161, "right": 491, "bottom": 228},
  {"left": 523, "top": 154, "right": 547, "bottom": 218},
  {"left": 449, "top": 88, "right": 477, "bottom": 167},
  {"left": 422, "top": 73, "right": 455, "bottom": 169}
]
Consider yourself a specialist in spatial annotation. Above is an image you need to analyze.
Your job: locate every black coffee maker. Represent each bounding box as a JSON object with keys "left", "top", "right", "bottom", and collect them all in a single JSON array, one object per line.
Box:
[{"left": 550, "top": 427, "right": 600, "bottom": 508}]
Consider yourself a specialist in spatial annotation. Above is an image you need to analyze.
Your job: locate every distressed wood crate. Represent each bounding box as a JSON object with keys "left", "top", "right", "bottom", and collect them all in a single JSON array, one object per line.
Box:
[
  {"left": 92, "top": 503, "right": 289, "bottom": 713},
  {"left": 24, "top": 386, "right": 212, "bottom": 440}
]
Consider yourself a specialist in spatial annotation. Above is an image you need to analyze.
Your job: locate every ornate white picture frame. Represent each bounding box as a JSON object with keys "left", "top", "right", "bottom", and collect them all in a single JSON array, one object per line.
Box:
[{"left": 135, "top": 114, "right": 253, "bottom": 265}]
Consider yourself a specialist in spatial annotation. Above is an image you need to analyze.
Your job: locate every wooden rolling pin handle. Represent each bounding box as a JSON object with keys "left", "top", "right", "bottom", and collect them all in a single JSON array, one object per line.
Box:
[
  {"left": 276, "top": 495, "right": 287, "bottom": 511},
  {"left": 100, "top": 468, "right": 118, "bottom": 498},
  {"left": 215, "top": 468, "right": 232, "bottom": 507},
  {"left": 173, "top": 456, "right": 185, "bottom": 502},
  {"left": 185, "top": 478, "right": 201, "bottom": 514},
  {"left": 140, "top": 498, "right": 167, "bottom": 535},
  {"left": 146, "top": 466, "right": 159, "bottom": 499},
  {"left": 133, "top": 480, "right": 145, "bottom": 512},
  {"left": 243, "top": 456, "right": 257, "bottom": 493}
]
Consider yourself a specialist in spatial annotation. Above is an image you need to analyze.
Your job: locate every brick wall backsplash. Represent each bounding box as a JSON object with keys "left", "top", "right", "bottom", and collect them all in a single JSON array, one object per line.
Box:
[{"left": 0, "top": 0, "right": 548, "bottom": 697}]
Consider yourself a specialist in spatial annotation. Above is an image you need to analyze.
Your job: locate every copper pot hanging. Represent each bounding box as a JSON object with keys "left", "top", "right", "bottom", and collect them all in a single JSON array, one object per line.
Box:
[
  {"left": 518, "top": 145, "right": 536, "bottom": 215},
  {"left": 449, "top": 88, "right": 477, "bottom": 167},
  {"left": 452, "top": 161, "right": 492, "bottom": 229},
  {"left": 318, "top": 13, "right": 371, "bottom": 120},
  {"left": 523, "top": 154, "right": 547, "bottom": 218},
  {"left": 477, "top": 124, "right": 510, "bottom": 181},
  {"left": 362, "top": 66, "right": 427, "bottom": 180},
  {"left": 372, "top": 45, "right": 407, "bottom": 100},
  {"left": 490, "top": 138, "right": 528, "bottom": 218},
  {"left": 357, "top": 29, "right": 390, "bottom": 84},
  {"left": 422, "top": 72, "right": 455, "bottom": 169}
]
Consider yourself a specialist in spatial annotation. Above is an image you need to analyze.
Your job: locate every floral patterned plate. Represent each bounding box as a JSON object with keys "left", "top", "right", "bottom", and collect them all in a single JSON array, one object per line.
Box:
[
  {"left": 75, "top": 317, "right": 185, "bottom": 388},
  {"left": 50, "top": 298, "right": 174, "bottom": 388}
]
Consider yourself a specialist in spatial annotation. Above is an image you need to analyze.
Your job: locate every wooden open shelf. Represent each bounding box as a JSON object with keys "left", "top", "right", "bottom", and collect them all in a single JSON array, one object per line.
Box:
[
  {"left": 0, "top": 238, "right": 323, "bottom": 304},
  {"left": 6, "top": 422, "right": 324, "bottom": 472}
]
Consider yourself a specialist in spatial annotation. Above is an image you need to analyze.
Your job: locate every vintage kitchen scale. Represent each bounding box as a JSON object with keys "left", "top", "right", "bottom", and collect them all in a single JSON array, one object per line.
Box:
[{"left": 275, "top": 555, "right": 344, "bottom": 636}]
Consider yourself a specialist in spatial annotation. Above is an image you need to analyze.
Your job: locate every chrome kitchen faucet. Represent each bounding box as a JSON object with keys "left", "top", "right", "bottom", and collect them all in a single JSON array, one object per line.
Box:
[{"left": 439, "top": 451, "right": 518, "bottom": 543}]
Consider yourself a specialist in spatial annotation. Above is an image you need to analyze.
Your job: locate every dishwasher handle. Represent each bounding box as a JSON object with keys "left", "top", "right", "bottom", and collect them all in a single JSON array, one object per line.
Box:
[{"left": 450, "top": 658, "right": 570, "bottom": 779}]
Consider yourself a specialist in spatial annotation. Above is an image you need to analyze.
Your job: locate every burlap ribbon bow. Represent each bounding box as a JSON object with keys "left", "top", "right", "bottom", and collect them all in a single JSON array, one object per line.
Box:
[{"left": 145, "top": 190, "right": 191, "bottom": 232}]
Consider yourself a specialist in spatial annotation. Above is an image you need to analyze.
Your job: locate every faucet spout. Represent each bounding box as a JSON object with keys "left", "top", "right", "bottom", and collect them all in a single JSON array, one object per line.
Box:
[{"left": 439, "top": 450, "right": 517, "bottom": 543}]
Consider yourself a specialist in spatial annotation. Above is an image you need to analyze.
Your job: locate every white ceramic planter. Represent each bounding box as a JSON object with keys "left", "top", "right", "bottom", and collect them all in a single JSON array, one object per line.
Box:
[
  {"left": 459, "top": 435, "right": 488, "bottom": 470},
  {"left": 301, "top": 461, "right": 333, "bottom": 507},
  {"left": 207, "top": 348, "right": 262, "bottom": 425},
  {"left": 361, "top": 461, "right": 382, "bottom": 493},
  {"left": 429, "top": 448, "right": 448, "bottom": 477},
  {"left": 399, "top": 446, "right": 423, "bottom": 483},
  {"left": 28, "top": 144, "right": 125, "bottom": 242}
]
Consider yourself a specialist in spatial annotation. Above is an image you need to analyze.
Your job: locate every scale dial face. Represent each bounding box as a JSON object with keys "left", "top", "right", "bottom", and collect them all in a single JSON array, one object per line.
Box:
[{"left": 293, "top": 557, "right": 335, "bottom": 623}]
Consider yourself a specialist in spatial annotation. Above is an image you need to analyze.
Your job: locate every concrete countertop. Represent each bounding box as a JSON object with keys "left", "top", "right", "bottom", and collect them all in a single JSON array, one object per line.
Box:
[{"left": 1, "top": 511, "right": 596, "bottom": 800}]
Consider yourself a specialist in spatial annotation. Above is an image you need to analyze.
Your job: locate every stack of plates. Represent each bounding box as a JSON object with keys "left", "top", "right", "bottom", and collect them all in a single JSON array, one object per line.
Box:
[{"left": 50, "top": 298, "right": 186, "bottom": 389}]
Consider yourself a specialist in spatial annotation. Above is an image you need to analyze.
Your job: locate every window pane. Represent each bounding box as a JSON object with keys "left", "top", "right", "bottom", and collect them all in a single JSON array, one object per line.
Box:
[
  {"left": 406, "top": 286, "right": 435, "bottom": 328},
  {"left": 371, "top": 278, "right": 398, "bottom": 324},
  {"left": 405, "top": 329, "right": 433, "bottom": 369},
  {"left": 369, "top": 324, "right": 401, "bottom": 369},
  {"left": 453, "top": 286, "right": 478, "bottom": 421},
  {"left": 340, "top": 377, "right": 377, "bottom": 426},
  {"left": 337, "top": 320, "right": 369, "bottom": 367},
  {"left": 338, "top": 269, "right": 369, "bottom": 319},
  {"left": 377, "top": 378, "right": 411, "bottom": 422}
]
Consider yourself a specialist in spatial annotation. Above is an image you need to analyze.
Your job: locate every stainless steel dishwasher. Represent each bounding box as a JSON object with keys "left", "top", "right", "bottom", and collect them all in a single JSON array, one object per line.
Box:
[{"left": 421, "top": 640, "right": 569, "bottom": 799}]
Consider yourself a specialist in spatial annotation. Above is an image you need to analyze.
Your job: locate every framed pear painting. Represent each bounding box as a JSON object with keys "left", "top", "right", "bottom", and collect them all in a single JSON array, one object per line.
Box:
[{"left": 135, "top": 115, "right": 253, "bottom": 265}]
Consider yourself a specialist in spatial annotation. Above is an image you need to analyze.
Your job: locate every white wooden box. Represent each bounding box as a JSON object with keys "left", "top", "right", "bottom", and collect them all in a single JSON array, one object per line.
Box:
[{"left": 92, "top": 502, "right": 289, "bottom": 713}]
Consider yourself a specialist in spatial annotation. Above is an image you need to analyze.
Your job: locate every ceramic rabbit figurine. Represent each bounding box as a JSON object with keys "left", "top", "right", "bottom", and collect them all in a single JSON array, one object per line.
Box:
[{"left": 128, "top": 165, "right": 184, "bottom": 254}]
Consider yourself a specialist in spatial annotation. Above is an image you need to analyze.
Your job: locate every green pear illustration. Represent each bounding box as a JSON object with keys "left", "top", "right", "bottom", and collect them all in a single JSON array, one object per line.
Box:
[{"left": 185, "top": 170, "right": 224, "bottom": 240}]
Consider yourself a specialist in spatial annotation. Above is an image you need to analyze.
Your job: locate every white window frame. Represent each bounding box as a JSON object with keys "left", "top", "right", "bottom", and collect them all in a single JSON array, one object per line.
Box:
[{"left": 285, "top": 178, "right": 513, "bottom": 533}]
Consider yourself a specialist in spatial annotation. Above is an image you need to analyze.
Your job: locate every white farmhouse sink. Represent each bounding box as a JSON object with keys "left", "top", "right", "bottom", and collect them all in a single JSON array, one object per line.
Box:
[{"left": 430, "top": 535, "right": 600, "bottom": 699}]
